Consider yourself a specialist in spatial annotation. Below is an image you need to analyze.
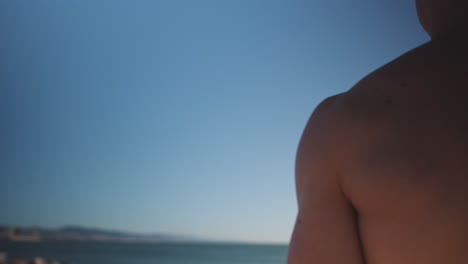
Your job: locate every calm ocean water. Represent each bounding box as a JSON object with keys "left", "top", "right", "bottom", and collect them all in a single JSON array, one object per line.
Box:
[{"left": 0, "top": 242, "right": 288, "bottom": 264}]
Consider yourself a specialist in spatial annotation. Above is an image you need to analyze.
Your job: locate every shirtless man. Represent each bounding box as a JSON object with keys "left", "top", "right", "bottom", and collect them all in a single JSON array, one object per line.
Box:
[{"left": 287, "top": 1, "right": 468, "bottom": 263}]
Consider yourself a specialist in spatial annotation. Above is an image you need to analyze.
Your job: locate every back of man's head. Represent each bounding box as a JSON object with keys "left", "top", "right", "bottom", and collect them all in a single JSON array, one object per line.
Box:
[{"left": 416, "top": 0, "right": 468, "bottom": 39}]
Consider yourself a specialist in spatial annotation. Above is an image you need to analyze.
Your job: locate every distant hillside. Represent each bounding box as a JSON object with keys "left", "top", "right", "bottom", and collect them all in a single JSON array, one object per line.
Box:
[{"left": 0, "top": 225, "right": 199, "bottom": 243}]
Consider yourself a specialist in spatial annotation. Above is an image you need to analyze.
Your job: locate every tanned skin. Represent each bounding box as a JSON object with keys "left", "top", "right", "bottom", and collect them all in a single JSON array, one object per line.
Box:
[{"left": 288, "top": 1, "right": 468, "bottom": 263}]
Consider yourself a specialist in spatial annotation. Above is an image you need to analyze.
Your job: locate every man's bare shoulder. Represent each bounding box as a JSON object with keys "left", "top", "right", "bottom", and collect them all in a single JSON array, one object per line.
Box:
[
  {"left": 296, "top": 93, "right": 348, "bottom": 182},
  {"left": 321, "top": 43, "right": 439, "bottom": 129},
  {"left": 297, "top": 91, "right": 369, "bottom": 183},
  {"left": 292, "top": 93, "right": 366, "bottom": 264},
  {"left": 298, "top": 41, "right": 459, "bottom": 171},
  {"left": 301, "top": 89, "right": 377, "bottom": 152},
  {"left": 291, "top": 42, "right": 457, "bottom": 264},
  {"left": 297, "top": 43, "right": 438, "bottom": 187},
  {"left": 299, "top": 93, "right": 349, "bottom": 152}
]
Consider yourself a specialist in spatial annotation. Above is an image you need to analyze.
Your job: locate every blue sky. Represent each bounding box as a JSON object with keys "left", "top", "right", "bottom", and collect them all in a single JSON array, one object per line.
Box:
[{"left": 2, "top": 1, "right": 429, "bottom": 243}]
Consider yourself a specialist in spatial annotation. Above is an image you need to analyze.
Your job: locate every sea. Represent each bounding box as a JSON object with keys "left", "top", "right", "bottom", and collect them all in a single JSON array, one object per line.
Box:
[{"left": 0, "top": 242, "right": 288, "bottom": 264}]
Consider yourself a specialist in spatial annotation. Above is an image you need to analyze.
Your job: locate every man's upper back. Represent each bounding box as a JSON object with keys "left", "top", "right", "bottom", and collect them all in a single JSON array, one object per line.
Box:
[
  {"left": 336, "top": 39, "right": 468, "bottom": 263},
  {"left": 288, "top": 39, "right": 468, "bottom": 264}
]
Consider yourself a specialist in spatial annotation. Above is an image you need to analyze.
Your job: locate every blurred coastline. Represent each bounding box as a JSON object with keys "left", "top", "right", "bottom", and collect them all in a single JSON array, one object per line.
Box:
[{"left": 0, "top": 226, "right": 193, "bottom": 244}]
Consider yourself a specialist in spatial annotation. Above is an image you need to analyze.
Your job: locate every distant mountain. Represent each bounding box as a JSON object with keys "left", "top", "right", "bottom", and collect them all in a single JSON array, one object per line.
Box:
[{"left": 0, "top": 225, "right": 200, "bottom": 243}]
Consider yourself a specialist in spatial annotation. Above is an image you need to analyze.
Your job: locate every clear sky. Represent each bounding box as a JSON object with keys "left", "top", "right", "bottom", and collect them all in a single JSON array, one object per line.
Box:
[{"left": 2, "top": 0, "right": 429, "bottom": 243}]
